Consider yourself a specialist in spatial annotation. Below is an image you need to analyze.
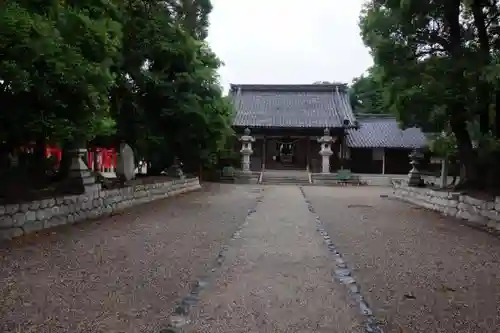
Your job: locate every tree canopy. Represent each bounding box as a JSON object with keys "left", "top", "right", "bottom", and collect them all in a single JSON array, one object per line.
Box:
[
  {"left": 0, "top": 0, "right": 233, "bottom": 178},
  {"left": 359, "top": 0, "right": 500, "bottom": 188},
  {"left": 349, "top": 66, "right": 387, "bottom": 115}
]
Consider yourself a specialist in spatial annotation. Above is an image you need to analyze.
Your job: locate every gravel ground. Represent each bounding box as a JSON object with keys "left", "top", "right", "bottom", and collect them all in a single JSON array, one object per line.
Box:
[
  {"left": 0, "top": 183, "right": 262, "bottom": 333},
  {"left": 187, "top": 186, "right": 363, "bottom": 333},
  {"left": 303, "top": 186, "right": 500, "bottom": 333}
]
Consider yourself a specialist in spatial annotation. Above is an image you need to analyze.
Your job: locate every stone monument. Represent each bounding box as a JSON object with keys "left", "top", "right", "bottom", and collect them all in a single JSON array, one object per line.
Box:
[
  {"left": 167, "top": 157, "right": 185, "bottom": 179},
  {"left": 408, "top": 149, "right": 423, "bottom": 186},
  {"left": 318, "top": 128, "right": 335, "bottom": 174},
  {"left": 68, "top": 147, "right": 101, "bottom": 193},
  {"left": 116, "top": 142, "right": 135, "bottom": 182},
  {"left": 239, "top": 128, "right": 255, "bottom": 172}
]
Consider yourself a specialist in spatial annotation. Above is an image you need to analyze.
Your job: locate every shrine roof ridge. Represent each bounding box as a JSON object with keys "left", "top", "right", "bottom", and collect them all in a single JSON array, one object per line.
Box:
[{"left": 230, "top": 84, "right": 348, "bottom": 93}]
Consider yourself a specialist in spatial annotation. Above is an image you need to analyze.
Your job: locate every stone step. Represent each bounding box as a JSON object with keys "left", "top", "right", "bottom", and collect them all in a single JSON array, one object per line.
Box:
[
  {"left": 263, "top": 178, "right": 310, "bottom": 182},
  {"left": 261, "top": 171, "right": 311, "bottom": 185},
  {"left": 262, "top": 178, "right": 310, "bottom": 185}
]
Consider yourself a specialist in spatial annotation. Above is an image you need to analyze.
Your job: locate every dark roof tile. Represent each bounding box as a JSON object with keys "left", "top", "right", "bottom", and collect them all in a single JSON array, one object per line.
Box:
[
  {"left": 346, "top": 115, "right": 427, "bottom": 148},
  {"left": 231, "top": 84, "right": 356, "bottom": 128}
]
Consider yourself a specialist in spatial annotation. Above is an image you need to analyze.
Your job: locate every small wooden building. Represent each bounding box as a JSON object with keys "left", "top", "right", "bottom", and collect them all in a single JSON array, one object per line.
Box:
[{"left": 230, "top": 84, "right": 426, "bottom": 174}]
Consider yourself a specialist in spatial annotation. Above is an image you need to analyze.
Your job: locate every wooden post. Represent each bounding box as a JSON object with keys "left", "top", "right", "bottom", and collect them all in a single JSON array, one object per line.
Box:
[
  {"left": 306, "top": 137, "right": 311, "bottom": 170},
  {"left": 382, "top": 148, "right": 386, "bottom": 175},
  {"left": 340, "top": 138, "right": 344, "bottom": 170},
  {"left": 262, "top": 136, "right": 266, "bottom": 170}
]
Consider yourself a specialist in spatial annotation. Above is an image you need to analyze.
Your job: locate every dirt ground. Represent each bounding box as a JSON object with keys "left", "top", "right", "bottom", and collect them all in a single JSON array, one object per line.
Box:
[
  {"left": 303, "top": 186, "right": 500, "bottom": 333},
  {"left": 0, "top": 184, "right": 262, "bottom": 333},
  {"left": 2, "top": 184, "right": 500, "bottom": 333}
]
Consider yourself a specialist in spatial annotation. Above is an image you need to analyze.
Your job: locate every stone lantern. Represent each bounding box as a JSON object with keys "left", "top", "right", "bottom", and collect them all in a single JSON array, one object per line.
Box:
[
  {"left": 239, "top": 128, "right": 255, "bottom": 172},
  {"left": 318, "top": 128, "right": 335, "bottom": 174},
  {"left": 408, "top": 148, "right": 423, "bottom": 186},
  {"left": 68, "top": 147, "right": 100, "bottom": 193}
]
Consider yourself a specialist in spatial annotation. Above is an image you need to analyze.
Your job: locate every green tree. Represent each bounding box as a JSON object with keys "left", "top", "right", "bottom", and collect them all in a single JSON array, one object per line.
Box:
[
  {"left": 0, "top": 1, "right": 122, "bottom": 188},
  {"left": 359, "top": 0, "right": 500, "bottom": 188},
  {"left": 0, "top": 0, "right": 232, "bottom": 188},
  {"left": 0, "top": 1, "right": 121, "bottom": 147},
  {"left": 349, "top": 66, "right": 387, "bottom": 114},
  {"left": 109, "top": 0, "right": 232, "bottom": 173}
]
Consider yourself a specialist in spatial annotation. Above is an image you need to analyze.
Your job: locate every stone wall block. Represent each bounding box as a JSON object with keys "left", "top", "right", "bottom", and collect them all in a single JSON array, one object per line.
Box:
[
  {"left": 35, "top": 209, "right": 46, "bottom": 221},
  {"left": 495, "top": 198, "right": 500, "bottom": 212},
  {"left": 482, "top": 209, "right": 500, "bottom": 222},
  {"left": 0, "top": 227, "right": 23, "bottom": 240},
  {"left": 5, "top": 204, "right": 19, "bottom": 215},
  {"left": 50, "top": 206, "right": 61, "bottom": 217},
  {"left": 0, "top": 215, "right": 14, "bottom": 228},
  {"left": 446, "top": 200, "right": 458, "bottom": 207},
  {"left": 67, "top": 214, "right": 75, "bottom": 224},
  {"left": 23, "top": 221, "right": 44, "bottom": 233},
  {"left": 44, "top": 216, "right": 62, "bottom": 228},
  {"left": 29, "top": 201, "right": 40, "bottom": 210},
  {"left": 457, "top": 203, "right": 473, "bottom": 212},
  {"left": 25, "top": 210, "right": 37, "bottom": 223},
  {"left": 459, "top": 195, "right": 483, "bottom": 207},
  {"left": 20, "top": 203, "right": 31, "bottom": 213},
  {"left": 443, "top": 207, "right": 458, "bottom": 216}
]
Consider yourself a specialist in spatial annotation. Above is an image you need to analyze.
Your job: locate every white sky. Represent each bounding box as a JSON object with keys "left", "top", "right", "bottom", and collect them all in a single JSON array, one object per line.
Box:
[{"left": 207, "top": 0, "right": 373, "bottom": 91}]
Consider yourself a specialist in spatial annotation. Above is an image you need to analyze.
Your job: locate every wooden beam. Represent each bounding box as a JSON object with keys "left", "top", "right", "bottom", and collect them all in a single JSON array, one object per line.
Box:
[{"left": 382, "top": 148, "right": 386, "bottom": 175}]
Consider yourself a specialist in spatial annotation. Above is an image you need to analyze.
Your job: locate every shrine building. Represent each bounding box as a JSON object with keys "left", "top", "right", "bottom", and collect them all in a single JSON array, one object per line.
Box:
[{"left": 230, "top": 84, "right": 427, "bottom": 175}]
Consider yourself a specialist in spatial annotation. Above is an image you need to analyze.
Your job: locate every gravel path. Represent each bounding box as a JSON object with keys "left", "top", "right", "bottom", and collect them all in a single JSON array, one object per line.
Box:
[
  {"left": 4, "top": 183, "right": 499, "bottom": 333},
  {"left": 186, "top": 186, "right": 363, "bottom": 333},
  {"left": 0, "top": 184, "right": 262, "bottom": 333},
  {"left": 303, "top": 186, "right": 500, "bottom": 333}
]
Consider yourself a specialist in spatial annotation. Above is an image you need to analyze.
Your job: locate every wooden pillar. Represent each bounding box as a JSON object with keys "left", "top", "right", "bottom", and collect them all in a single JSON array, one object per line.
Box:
[
  {"left": 382, "top": 148, "right": 386, "bottom": 174},
  {"left": 306, "top": 137, "right": 311, "bottom": 170},
  {"left": 262, "top": 136, "right": 266, "bottom": 170},
  {"left": 339, "top": 139, "right": 343, "bottom": 170},
  {"left": 341, "top": 130, "right": 347, "bottom": 170}
]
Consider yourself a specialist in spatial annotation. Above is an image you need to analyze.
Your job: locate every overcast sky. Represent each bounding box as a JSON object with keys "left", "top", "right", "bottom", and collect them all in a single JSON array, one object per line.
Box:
[{"left": 207, "top": 0, "right": 373, "bottom": 91}]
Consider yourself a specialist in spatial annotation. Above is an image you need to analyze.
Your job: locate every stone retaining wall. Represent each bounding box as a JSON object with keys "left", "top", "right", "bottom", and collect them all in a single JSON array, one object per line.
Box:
[
  {"left": 393, "top": 182, "right": 500, "bottom": 232},
  {"left": 0, "top": 177, "right": 201, "bottom": 241}
]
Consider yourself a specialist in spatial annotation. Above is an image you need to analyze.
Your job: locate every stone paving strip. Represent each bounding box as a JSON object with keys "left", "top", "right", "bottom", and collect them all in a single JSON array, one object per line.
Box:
[
  {"left": 300, "top": 187, "right": 384, "bottom": 333},
  {"left": 0, "top": 184, "right": 262, "bottom": 333},
  {"left": 304, "top": 186, "right": 500, "bottom": 333},
  {"left": 185, "top": 186, "right": 364, "bottom": 333}
]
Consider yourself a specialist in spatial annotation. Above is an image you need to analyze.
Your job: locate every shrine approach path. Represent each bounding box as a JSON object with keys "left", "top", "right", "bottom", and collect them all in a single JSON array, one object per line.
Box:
[{"left": 1, "top": 184, "right": 499, "bottom": 333}]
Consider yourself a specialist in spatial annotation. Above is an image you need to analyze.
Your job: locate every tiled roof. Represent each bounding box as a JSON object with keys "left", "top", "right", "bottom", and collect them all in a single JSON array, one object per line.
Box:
[
  {"left": 346, "top": 115, "right": 427, "bottom": 149},
  {"left": 230, "top": 84, "right": 357, "bottom": 128}
]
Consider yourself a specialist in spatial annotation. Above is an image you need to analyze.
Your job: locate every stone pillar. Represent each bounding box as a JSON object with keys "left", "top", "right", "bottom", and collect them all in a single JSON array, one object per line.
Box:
[
  {"left": 317, "top": 128, "right": 335, "bottom": 174},
  {"left": 408, "top": 149, "right": 423, "bottom": 186},
  {"left": 240, "top": 128, "right": 255, "bottom": 173}
]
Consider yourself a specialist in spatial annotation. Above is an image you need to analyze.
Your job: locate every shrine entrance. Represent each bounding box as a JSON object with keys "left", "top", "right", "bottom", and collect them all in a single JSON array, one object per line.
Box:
[{"left": 265, "top": 137, "right": 308, "bottom": 170}]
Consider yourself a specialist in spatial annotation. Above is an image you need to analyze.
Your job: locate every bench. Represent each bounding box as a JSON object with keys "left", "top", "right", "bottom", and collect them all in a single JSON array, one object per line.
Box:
[{"left": 333, "top": 170, "right": 364, "bottom": 186}]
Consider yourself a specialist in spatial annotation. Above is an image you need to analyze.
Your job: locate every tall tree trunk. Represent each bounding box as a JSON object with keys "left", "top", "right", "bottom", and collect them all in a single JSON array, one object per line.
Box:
[
  {"left": 471, "top": 0, "right": 491, "bottom": 134},
  {"left": 495, "top": 91, "right": 500, "bottom": 137},
  {"left": 450, "top": 111, "right": 478, "bottom": 187},
  {"left": 444, "top": 0, "right": 479, "bottom": 188}
]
